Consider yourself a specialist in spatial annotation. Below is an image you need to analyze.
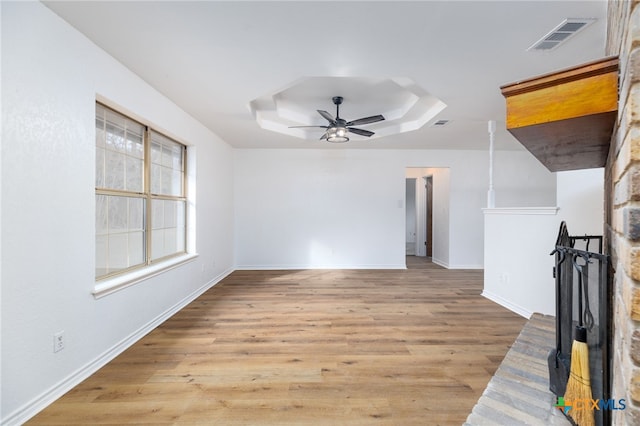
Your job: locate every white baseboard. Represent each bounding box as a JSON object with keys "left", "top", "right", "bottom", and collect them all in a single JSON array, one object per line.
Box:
[
  {"left": 482, "top": 290, "right": 532, "bottom": 319},
  {"left": 3, "top": 267, "right": 234, "bottom": 426},
  {"left": 430, "top": 258, "right": 483, "bottom": 270},
  {"left": 234, "top": 264, "right": 406, "bottom": 270},
  {"left": 431, "top": 257, "right": 448, "bottom": 268},
  {"left": 448, "top": 264, "right": 483, "bottom": 270}
]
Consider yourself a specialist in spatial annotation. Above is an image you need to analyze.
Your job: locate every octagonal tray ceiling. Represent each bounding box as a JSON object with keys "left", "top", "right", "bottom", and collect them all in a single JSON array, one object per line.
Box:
[{"left": 250, "top": 76, "right": 446, "bottom": 142}]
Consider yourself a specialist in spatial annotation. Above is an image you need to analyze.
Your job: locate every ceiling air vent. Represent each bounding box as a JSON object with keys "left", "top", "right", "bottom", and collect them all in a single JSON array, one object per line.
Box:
[
  {"left": 528, "top": 18, "right": 596, "bottom": 51},
  {"left": 431, "top": 119, "right": 449, "bottom": 127}
]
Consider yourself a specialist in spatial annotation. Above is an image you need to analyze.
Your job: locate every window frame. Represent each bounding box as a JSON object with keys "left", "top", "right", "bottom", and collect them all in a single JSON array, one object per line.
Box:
[
  {"left": 146, "top": 129, "right": 188, "bottom": 263},
  {"left": 95, "top": 102, "right": 194, "bottom": 295}
]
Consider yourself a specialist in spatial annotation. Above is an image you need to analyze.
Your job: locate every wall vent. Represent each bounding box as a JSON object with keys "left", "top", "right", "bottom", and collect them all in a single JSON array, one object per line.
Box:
[{"left": 528, "top": 18, "right": 596, "bottom": 51}]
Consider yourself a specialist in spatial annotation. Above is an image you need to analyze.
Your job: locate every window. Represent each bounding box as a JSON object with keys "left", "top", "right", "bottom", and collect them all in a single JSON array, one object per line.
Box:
[{"left": 95, "top": 103, "right": 187, "bottom": 280}]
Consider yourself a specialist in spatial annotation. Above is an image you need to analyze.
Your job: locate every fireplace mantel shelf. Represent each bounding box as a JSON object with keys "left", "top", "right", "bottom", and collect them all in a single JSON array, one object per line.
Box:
[{"left": 501, "top": 57, "right": 619, "bottom": 172}]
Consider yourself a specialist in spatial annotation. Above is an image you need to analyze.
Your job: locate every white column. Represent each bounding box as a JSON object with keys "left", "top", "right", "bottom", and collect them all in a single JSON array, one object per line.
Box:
[{"left": 487, "top": 120, "right": 496, "bottom": 208}]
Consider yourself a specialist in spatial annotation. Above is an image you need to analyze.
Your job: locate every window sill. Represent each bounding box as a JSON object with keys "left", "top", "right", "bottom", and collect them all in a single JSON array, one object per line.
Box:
[{"left": 93, "top": 253, "right": 199, "bottom": 299}]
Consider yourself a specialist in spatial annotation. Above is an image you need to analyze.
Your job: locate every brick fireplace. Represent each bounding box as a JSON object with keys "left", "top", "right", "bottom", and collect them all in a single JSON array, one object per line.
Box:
[{"left": 605, "top": 1, "right": 640, "bottom": 424}]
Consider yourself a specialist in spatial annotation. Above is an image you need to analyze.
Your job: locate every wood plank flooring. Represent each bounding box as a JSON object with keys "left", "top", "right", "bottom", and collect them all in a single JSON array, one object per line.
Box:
[{"left": 27, "top": 258, "right": 527, "bottom": 425}]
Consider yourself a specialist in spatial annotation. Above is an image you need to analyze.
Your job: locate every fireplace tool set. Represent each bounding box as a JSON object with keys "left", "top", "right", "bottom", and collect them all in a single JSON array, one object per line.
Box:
[{"left": 548, "top": 221, "right": 611, "bottom": 426}]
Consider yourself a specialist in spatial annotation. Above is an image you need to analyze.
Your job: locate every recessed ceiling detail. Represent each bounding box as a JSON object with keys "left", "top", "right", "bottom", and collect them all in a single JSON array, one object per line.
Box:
[
  {"left": 528, "top": 18, "right": 596, "bottom": 51},
  {"left": 249, "top": 77, "right": 446, "bottom": 142}
]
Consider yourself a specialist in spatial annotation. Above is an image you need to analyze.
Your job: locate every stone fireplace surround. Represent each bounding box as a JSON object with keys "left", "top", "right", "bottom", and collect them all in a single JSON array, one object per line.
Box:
[{"left": 604, "top": 1, "right": 637, "bottom": 424}]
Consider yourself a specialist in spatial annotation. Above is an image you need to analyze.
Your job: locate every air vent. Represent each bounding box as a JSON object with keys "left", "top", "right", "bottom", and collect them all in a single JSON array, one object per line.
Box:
[
  {"left": 528, "top": 18, "right": 596, "bottom": 51},
  {"left": 431, "top": 119, "right": 449, "bottom": 127}
]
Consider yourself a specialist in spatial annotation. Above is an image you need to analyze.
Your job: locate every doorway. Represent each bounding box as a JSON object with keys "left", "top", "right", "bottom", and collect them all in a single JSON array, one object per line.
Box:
[
  {"left": 405, "top": 167, "right": 450, "bottom": 265},
  {"left": 405, "top": 178, "right": 417, "bottom": 255},
  {"left": 405, "top": 174, "right": 433, "bottom": 257},
  {"left": 425, "top": 176, "right": 433, "bottom": 257}
]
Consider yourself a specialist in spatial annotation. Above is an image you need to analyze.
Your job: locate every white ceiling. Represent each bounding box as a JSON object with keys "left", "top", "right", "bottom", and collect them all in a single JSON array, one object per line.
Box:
[{"left": 44, "top": 1, "right": 609, "bottom": 151}]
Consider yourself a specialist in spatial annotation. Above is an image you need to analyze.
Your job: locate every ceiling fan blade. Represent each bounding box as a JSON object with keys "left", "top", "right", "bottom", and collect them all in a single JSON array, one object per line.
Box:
[
  {"left": 288, "top": 125, "right": 329, "bottom": 129},
  {"left": 320, "top": 133, "right": 328, "bottom": 141},
  {"left": 347, "top": 127, "right": 375, "bottom": 137},
  {"left": 346, "top": 115, "right": 385, "bottom": 126},
  {"left": 317, "top": 110, "right": 336, "bottom": 124}
]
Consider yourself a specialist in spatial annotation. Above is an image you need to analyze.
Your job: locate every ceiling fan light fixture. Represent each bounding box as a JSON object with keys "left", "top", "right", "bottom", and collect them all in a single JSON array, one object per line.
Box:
[
  {"left": 288, "top": 97, "right": 383, "bottom": 142},
  {"left": 327, "top": 126, "right": 349, "bottom": 143}
]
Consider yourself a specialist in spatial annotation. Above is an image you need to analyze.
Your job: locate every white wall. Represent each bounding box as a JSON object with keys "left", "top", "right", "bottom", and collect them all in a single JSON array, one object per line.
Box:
[
  {"left": 234, "top": 149, "right": 406, "bottom": 268},
  {"left": 483, "top": 168, "right": 605, "bottom": 318},
  {"left": 483, "top": 208, "right": 559, "bottom": 317},
  {"left": 430, "top": 168, "right": 451, "bottom": 266},
  {"left": 1, "top": 3, "right": 234, "bottom": 423},
  {"left": 557, "top": 168, "right": 604, "bottom": 236},
  {"left": 234, "top": 149, "right": 555, "bottom": 270},
  {"left": 494, "top": 150, "right": 558, "bottom": 206}
]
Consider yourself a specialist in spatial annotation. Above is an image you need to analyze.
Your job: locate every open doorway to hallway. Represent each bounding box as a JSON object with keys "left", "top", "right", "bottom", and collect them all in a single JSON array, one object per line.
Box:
[
  {"left": 405, "top": 167, "right": 450, "bottom": 267},
  {"left": 405, "top": 178, "right": 417, "bottom": 255},
  {"left": 405, "top": 177, "right": 433, "bottom": 257},
  {"left": 425, "top": 175, "right": 433, "bottom": 257}
]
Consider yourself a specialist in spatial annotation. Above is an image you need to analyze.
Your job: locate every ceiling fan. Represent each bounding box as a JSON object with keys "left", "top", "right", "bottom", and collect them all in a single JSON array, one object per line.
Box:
[{"left": 290, "top": 96, "right": 385, "bottom": 143}]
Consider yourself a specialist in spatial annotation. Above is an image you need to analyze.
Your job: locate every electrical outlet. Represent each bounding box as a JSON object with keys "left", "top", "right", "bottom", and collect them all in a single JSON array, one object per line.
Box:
[{"left": 53, "top": 331, "right": 65, "bottom": 353}]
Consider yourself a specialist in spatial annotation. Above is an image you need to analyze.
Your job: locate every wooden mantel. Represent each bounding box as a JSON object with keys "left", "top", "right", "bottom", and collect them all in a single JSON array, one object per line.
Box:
[{"left": 501, "top": 57, "right": 619, "bottom": 172}]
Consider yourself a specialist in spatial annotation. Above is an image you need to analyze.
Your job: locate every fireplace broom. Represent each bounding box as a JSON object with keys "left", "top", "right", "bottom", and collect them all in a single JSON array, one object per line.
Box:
[{"left": 564, "top": 254, "right": 594, "bottom": 426}]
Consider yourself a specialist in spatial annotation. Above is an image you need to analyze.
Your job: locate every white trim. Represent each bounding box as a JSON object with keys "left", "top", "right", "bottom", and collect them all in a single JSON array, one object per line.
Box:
[
  {"left": 448, "top": 264, "right": 484, "bottom": 270},
  {"left": 431, "top": 257, "right": 449, "bottom": 268},
  {"left": 431, "top": 257, "right": 483, "bottom": 270},
  {"left": 234, "top": 264, "right": 406, "bottom": 270},
  {"left": 3, "top": 267, "right": 234, "bottom": 426},
  {"left": 482, "top": 289, "right": 532, "bottom": 319},
  {"left": 482, "top": 207, "right": 559, "bottom": 215},
  {"left": 487, "top": 119, "right": 496, "bottom": 208},
  {"left": 93, "top": 253, "right": 199, "bottom": 298}
]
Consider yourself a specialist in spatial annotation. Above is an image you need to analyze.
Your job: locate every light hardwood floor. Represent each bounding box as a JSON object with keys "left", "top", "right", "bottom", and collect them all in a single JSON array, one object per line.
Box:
[{"left": 28, "top": 258, "right": 527, "bottom": 425}]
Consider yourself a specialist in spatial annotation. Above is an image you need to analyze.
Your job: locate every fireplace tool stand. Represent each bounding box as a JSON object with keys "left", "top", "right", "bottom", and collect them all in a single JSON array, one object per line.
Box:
[{"left": 548, "top": 221, "right": 611, "bottom": 426}]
